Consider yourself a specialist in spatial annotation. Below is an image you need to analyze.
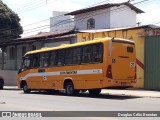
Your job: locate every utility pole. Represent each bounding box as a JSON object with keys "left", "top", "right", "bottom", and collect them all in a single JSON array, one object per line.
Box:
[{"left": 137, "top": 22, "right": 141, "bottom": 27}]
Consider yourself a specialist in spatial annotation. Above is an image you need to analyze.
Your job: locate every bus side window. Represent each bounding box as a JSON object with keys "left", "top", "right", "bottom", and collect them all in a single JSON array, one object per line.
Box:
[
  {"left": 82, "top": 45, "right": 92, "bottom": 64},
  {"left": 73, "top": 47, "right": 81, "bottom": 65},
  {"left": 92, "top": 44, "right": 103, "bottom": 63},
  {"left": 40, "top": 52, "right": 49, "bottom": 68},
  {"left": 55, "top": 50, "right": 64, "bottom": 66},
  {"left": 65, "top": 48, "right": 73, "bottom": 65},
  {"left": 50, "top": 51, "right": 56, "bottom": 66},
  {"left": 32, "top": 54, "right": 40, "bottom": 68}
]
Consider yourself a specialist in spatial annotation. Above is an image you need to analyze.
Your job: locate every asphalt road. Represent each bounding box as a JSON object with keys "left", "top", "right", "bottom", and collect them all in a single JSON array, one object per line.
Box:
[{"left": 0, "top": 90, "right": 160, "bottom": 120}]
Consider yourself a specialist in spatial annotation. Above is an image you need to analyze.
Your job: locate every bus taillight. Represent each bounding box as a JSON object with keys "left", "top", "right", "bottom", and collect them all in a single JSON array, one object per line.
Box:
[{"left": 106, "top": 65, "right": 112, "bottom": 79}]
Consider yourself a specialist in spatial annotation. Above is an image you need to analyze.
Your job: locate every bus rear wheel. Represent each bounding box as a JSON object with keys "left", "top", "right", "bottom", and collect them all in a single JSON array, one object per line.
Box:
[
  {"left": 0, "top": 86, "right": 3, "bottom": 90},
  {"left": 23, "top": 83, "right": 31, "bottom": 93},
  {"left": 89, "top": 89, "right": 101, "bottom": 96},
  {"left": 65, "top": 82, "right": 79, "bottom": 96}
]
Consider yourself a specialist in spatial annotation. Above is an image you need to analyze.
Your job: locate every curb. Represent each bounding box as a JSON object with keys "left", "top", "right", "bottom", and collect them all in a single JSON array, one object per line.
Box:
[
  {"left": 3, "top": 86, "right": 20, "bottom": 90},
  {"left": 2, "top": 86, "right": 160, "bottom": 98}
]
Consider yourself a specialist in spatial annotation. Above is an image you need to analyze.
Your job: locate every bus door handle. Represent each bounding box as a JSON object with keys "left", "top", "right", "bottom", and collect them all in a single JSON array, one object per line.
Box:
[{"left": 38, "top": 69, "right": 45, "bottom": 73}]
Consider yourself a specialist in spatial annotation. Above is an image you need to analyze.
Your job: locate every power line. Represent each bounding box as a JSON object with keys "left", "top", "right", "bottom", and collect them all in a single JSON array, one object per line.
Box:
[
  {"left": 17, "top": 0, "right": 59, "bottom": 14},
  {"left": 18, "top": 0, "right": 111, "bottom": 28},
  {"left": 21, "top": 0, "right": 156, "bottom": 35},
  {"left": 14, "top": 0, "right": 48, "bottom": 10},
  {"left": 23, "top": 18, "right": 74, "bottom": 34},
  {"left": 0, "top": 0, "right": 155, "bottom": 39},
  {"left": 0, "top": 1, "right": 150, "bottom": 39}
]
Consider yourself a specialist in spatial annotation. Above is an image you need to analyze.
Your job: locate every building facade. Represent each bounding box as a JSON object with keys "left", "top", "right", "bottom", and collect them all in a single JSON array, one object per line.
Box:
[{"left": 66, "top": 2, "right": 144, "bottom": 30}]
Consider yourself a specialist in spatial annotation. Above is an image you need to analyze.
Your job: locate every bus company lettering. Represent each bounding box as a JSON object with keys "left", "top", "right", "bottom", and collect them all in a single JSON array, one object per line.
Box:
[{"left": 60, "top": 71, "right": 77, "bottom": 75}]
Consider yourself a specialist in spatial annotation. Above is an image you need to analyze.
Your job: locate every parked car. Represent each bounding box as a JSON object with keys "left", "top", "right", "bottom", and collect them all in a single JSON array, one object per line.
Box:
[{"left": 0, "top": 77, "right": 4, "bottom": 90}]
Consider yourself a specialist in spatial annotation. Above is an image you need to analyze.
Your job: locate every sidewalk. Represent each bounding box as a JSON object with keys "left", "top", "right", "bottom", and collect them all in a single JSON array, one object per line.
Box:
[
  {"left": 101, "top": 89, "right": 160, "bottom": 98},
  {"left": 3, "top": 86, "right": 160, "bottom": 98}
]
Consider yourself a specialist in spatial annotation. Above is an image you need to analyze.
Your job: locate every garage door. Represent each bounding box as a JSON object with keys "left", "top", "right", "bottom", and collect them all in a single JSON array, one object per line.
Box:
[{"left": 145, "top": 36, "right": 160, "bottom": 90}]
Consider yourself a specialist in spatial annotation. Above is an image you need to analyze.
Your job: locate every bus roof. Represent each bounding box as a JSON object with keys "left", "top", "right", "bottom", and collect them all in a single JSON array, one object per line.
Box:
[{"left": 25, "top": 37, "right": 134, "bottom": 55}]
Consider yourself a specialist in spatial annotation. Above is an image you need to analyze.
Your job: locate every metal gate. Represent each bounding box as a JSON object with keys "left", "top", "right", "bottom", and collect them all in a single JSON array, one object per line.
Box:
[{"left": 145, "top": 36, "right": 160, "bottom": 90}]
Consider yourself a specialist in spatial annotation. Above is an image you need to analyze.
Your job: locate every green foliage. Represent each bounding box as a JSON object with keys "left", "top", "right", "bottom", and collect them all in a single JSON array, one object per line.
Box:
[{"left": 0, "top": 0, "right": 23, "bottom": 41}]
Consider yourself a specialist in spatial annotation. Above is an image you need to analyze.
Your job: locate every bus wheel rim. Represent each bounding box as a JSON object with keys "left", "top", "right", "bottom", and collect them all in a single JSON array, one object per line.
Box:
[
  {"left": 67, "top": 85, "right": 73, "bottom": 94},
  {"left": 24, "top": 85, "right": 28, "bottom": 91}
]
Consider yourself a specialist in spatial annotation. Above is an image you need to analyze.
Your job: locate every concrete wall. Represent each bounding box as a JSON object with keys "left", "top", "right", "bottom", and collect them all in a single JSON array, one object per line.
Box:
[
  {"left": 5, "top": 45, "right": 16, "bottom": 70},
  {"left": 75, "top": 5, "right": 137, "bottom": 30},
  {"left": 44, "top": 41, "right": 70, "bottom": 47},
  {"left": 50, "top": 11, "right": 74, "bottom": 32},
  {"left": 5, "top": 42, "right": 42, "bottom": 70},
  {"left": 110, "top": 5, "right": 137, "bottom": 28},
  {"left": 0, "top": 70, "right": 17, "bottom": 86},
  {"left": 75, "top": 8, "right": 110, "bottom": 30}
]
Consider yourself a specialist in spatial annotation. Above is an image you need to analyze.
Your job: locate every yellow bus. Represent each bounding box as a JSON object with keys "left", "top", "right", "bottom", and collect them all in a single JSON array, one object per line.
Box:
[{"left": 17, "top": 37, "right": 136, "bottom": 95}]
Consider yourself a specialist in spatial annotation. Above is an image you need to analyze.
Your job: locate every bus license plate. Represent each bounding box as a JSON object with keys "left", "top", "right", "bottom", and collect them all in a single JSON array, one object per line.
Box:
[{"left": 121, "top": 82, "right": 127, "bottom": 86}]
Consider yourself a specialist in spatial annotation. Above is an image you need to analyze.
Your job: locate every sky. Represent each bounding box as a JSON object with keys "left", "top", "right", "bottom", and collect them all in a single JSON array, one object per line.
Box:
[{"left": 2, "top": 0, "right": 160, "bottom": 37}]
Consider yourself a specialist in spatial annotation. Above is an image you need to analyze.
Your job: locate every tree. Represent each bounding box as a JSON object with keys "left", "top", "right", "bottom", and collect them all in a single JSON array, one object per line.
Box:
[{"left": 0, "top": 0, "right": 23, "bottom": 41}]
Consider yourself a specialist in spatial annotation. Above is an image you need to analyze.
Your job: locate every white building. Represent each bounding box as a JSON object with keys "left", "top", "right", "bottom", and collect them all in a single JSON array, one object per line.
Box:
[
  {"left": 65, "top": 2, "right": 144, "bottom": 30},
  {"left": 50, "top": 11, "right": 75, "bottom": 32}
]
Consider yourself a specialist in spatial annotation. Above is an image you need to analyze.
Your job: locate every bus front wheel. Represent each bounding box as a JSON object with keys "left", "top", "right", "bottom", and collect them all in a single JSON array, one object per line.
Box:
[
  {"left": 23, "top": 83, "right": 31, "bottom": 94},
  {"left": 89, "top": 89, "right": 101, "bottom": 96}
]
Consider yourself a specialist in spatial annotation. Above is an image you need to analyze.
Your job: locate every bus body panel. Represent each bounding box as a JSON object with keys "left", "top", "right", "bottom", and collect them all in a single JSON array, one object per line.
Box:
[
  {"left": 112, "top": 41, "right": 136, "bottom": 80},
  {"left": 17, "top": 37, "right": 136, "bottom": 91}
]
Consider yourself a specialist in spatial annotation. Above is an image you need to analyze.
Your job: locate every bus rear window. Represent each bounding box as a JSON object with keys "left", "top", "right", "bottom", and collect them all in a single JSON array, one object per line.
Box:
[{"left": 127, "top": 47, "right": 133, "bottom": 53}]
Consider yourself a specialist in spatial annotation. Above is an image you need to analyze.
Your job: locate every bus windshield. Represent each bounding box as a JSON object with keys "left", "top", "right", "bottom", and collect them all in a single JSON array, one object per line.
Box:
[{"left": 19, "top": 56, "right": 31, "bottom": 73}]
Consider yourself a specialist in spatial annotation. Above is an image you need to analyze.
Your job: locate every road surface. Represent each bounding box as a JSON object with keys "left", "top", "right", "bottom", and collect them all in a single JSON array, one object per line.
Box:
[{"left": 0, "top": 90, "right": 160, "bottom": 120}]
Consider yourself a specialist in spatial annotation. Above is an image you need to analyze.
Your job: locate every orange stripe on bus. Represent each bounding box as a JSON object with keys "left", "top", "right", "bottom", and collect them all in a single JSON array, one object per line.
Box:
[{"left": 136, "top": 58, "right": 144, "bottom": 70}]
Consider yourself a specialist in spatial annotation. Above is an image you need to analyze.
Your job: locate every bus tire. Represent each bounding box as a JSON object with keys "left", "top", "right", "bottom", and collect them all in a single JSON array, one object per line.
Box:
[
  {"left": 89, "top": 89, "right": 101, "bottom": 96},
  {"left": 23, "top": 83, "right": 31, "bottom": 94},
  {"left": 65, "top": 82, "right": 76, "bottom": 96},
  {"left": 0, "top": 86, "right": 3, "bottom": 90}
]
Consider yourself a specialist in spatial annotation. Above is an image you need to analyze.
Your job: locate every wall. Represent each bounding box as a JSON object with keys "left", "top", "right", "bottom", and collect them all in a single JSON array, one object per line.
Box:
[
  {"left": 75, "top": 9, "right": 110, "bottom": 30},
  {"left": 75, "top": 5, "right": 137, "bottom": 30},
  {"left": 5, "top": 42, "right": 42, "bottom": 70},
  {"left": 44, "top": 41, "right": 70, "bottom": 47},
  {"left": 50, "top": 11, "right": 74, "bottom": 32},
  {"left": 77, "top": 28, "right": 145, "bottom": 88},
  {"left": 0, "top": 70, "right": 17, "bottom": 86},
  {"left": 144, "top": 36, "right": 160, "bottom": 90},
  {"left": 110, "top": 5, "right": 137, "bottom": 28},
  {"left": 17, "top": 44, "right": 30, "bottom": 69},
  {"left": 5, "top": 45, "right": 16, "bottom": 70}
]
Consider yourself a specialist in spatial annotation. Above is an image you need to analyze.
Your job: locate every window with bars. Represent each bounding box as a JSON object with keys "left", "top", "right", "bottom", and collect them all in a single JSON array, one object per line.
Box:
[
  {"left": 9, "top": 47, "right": 16, "bottom": 60},
  {"left": 22, "top": 46, "right": 26, "bottom": 56},
  {"left": 87, "top": 18, "right": 95, "bottom": 29}
]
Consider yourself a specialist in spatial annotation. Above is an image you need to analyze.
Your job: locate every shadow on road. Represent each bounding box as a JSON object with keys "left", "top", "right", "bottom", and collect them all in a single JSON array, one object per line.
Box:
[{"left": 20, "top": 90, "right": 141, "bottom": 100}]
